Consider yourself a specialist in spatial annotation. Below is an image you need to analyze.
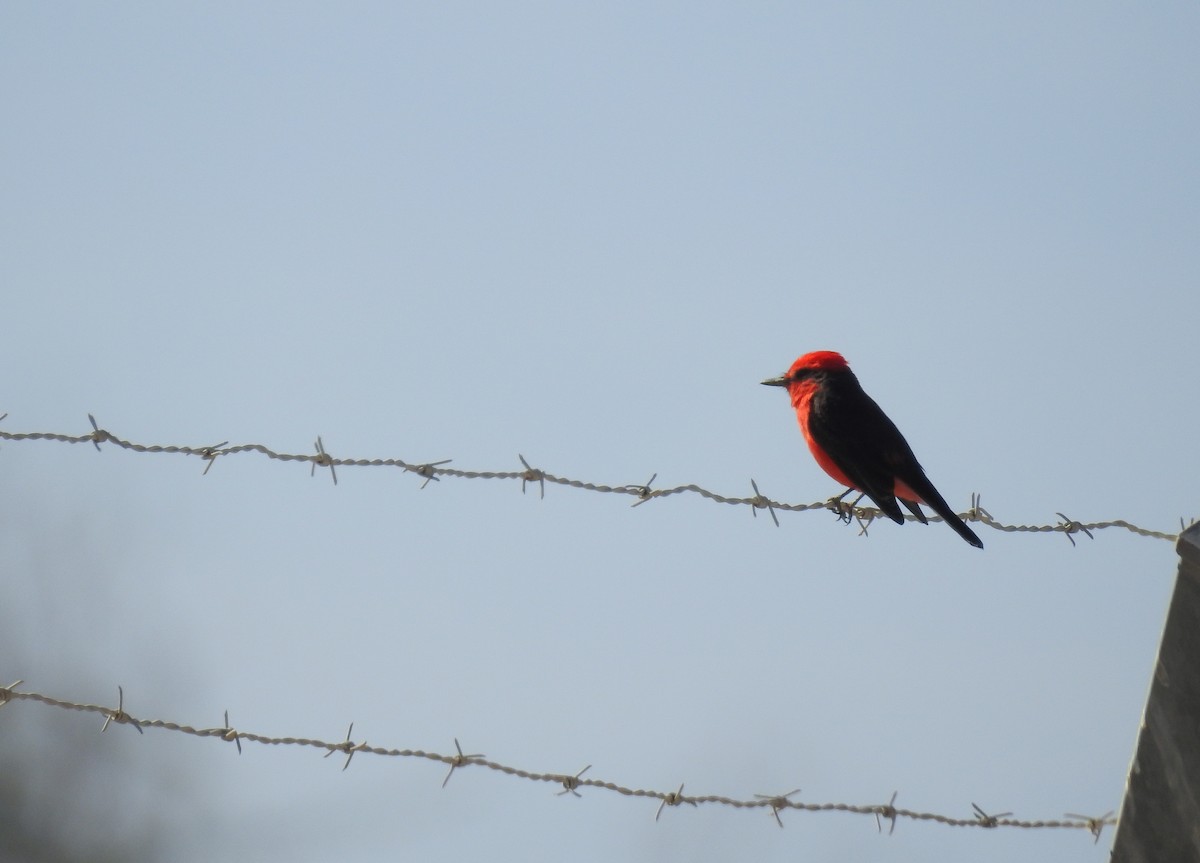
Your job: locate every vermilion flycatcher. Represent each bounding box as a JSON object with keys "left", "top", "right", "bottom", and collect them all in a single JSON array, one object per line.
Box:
[{"left": 763, "top": 351, "right": 983, "bottom": 548}]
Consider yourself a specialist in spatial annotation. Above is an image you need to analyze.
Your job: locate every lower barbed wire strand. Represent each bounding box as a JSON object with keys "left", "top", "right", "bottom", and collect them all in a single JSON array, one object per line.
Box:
[{"left": 0, "top": 685, "right": 1117, "bottom": 838}]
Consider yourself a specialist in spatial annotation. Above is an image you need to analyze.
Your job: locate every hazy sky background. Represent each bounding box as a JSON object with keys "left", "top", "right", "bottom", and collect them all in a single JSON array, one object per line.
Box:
[{"left": 2, "top": 4, "right": 1197, "bottom": 861}]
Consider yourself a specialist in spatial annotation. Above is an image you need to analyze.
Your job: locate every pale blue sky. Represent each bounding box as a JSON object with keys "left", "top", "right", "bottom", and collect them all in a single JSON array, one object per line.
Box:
[{"left": 2, "top": 4, "right": 1197, "bottom": 861}]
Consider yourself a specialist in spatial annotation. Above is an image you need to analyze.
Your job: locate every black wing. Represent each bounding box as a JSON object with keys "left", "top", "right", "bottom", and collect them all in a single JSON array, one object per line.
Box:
[
  {"left": 805, "top": 372, "right": 924, "bottom": 526},
  {"left": 809, "top": 372, "right": 983, "bottom": 548}
]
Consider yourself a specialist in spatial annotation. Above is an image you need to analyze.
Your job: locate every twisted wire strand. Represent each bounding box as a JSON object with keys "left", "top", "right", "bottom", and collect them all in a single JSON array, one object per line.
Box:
[
  {"left": 0, "top": 420, "right": 1180, "bottom": 542},
  {"left": 0, "top": 684, "right": 1115, "bottom": 840}
]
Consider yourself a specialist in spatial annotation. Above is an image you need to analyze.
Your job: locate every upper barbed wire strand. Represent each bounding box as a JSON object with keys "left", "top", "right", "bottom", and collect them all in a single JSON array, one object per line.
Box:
[{"left": 0, "top": 421, "right": 1180, "bottom": 542}]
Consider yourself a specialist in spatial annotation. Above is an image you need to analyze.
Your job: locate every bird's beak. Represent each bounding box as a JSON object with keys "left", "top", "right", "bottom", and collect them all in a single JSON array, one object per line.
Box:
[{"left": 760, "top": 375, "right": 790, "bottom": 387}]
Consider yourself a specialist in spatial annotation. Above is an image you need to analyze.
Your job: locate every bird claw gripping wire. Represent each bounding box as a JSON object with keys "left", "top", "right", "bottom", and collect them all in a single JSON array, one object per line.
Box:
[
  {"left": 753, "top": 788, "right": 801, "bottom": 828},
  {"left": 655, "top": 783, "right": 697, "bottom": 821},
  {"left": 823, "top": 488, "right": 876, "bottom": 537},
  {"left": 442, "top": 738, "right": 485, "bottom": 788},
  {"left": 100, "top": 686, "right": 143, "bottom": 735},
  {"left": 749, "top": 479, "right": 780, "bottom": 527},
  {"left": 1064, "top": 810, "right": 1115, "bottom": 844},
  {"left": 518, "top": 454, "right": 545, "bottom": 499},
  {"left": 1055, "top": 513, "right": 1094, "bottom": 547},
  {"left": 827, "top": 489, "right": 878, "bottom": 538},
  {"left": 556, "top": 764, "right": 591, "bottom": 797},
  {"left": 826, "top": 488, "right": 862, "bottom": 524},
  {"left": 971, "top": 802, "right": 1012, "bottom": 828},
  {"left": 404, "top": 459, "right": 452, "bottom": 489}
]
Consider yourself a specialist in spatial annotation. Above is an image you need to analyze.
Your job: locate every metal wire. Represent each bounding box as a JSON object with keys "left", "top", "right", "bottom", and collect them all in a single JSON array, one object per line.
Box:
[
  {"left": 0, "top": 418, "right": 1137, "bottom": 846},
  {"left": 0, "top": 417, "right": 1181, "bottom": 543},
  {"left": 0, "top": 682, "right": 1116, "bottom": 841}
]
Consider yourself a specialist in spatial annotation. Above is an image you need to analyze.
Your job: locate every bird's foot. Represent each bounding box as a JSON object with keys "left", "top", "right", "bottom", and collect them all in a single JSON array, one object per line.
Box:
[{"left": 826, "top": 489, "right": 864, "bottom": 525}]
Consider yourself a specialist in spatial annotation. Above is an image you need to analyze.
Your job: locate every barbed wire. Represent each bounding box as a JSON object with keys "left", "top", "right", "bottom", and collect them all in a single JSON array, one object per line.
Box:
[
  {"left": 0, "top": 681, "right": 1116, "bottom": 842},
  {"left": 0, "top": 414, "right": 1182, "bottom": 543}
]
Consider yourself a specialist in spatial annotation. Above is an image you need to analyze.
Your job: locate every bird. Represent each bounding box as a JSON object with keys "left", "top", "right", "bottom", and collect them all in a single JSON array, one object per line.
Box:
[{"left": 762, "top": 351, "right": 983, "bottom": 548}]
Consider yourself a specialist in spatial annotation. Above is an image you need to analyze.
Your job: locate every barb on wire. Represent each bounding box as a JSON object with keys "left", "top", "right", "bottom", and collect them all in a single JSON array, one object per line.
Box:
[
  {"left": 405, "top": 458, "right": 453, "bottom": 489},
  {"left": 322, "top": 722, "right": 365, "bottom": 770},
  {"left": 0, "top": 686, "right": 1118, "bottom": 839},
  {"left": 876, "top": 790, "right": 899, "bottom": 835},
  {"left": 1055, "top": 513, "right": 1095, "bottom": 547},
  {"left": 87, "top": 413, "right": 107, "bottom": 452},
  {"left": 972, "top": 802, "right": 1014, "bottom": 827},
  {"left": 100, "top": 686, "right": 143, "bottom": 735},
  {"left": 518, "top": 454, "right": 545, "bottom": 499},
  {"left": 1065, "top": 810, "right": 1115, "bottom": 844},
  {"left": 852, "top": 504, "right": 878, "bottom": 537},
  {"left": 0, "top": 678, "right": 23, "bottom": 709},
  {"left": 442, "top": 738, "right": 485, "bottom": 788},
  {"left": 0, "top": 420, "right": 1178, "bottom": 543},
  {"left": 656, "top": 782, "right": 698, "bottom": 821},
  {"left": 205, "top": 710, "right": 243, "bottom": 754},
  {"left": 312, "top": 436, "right": 337, "bottom": 485},
  {"left": 557, "top": 764, "right": 592, "bottom": 797},
  {"left": 627, "top": 473, "right": 658, "bottom": 507},
  {"left": 748, "top": 479, "right": 779, "bottom": 527},
  {"left": 197, "top": 441, "right": 230, "bottom": 476},
  {"left": 754, "top": 788, "right": 802, "bottom": 828}
]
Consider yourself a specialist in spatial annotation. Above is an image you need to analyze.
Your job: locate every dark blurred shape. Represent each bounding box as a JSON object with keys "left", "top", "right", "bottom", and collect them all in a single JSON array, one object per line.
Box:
[
  {"left": 0, "top": 505, "right": 176, "bottom": 863},
  {"left": 0, "top": 667, "right": 168, "bottom": 863}
]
